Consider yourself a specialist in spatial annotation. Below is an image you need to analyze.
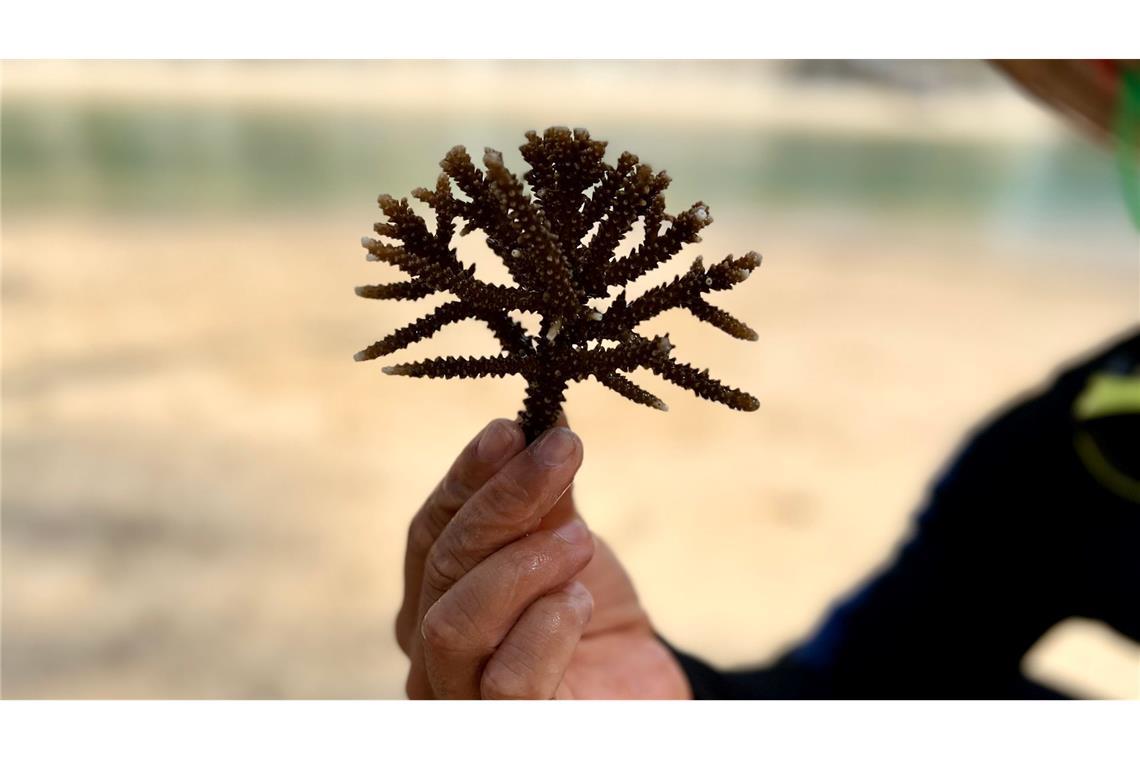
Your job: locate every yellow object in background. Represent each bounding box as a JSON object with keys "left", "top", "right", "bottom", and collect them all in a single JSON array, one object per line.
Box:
[
  {"left": 1074, "top": 372, "right": 1140, "bottom": 421},
  {"left": 1074, "top": 372, "right": 1140, "bottom": 504}
]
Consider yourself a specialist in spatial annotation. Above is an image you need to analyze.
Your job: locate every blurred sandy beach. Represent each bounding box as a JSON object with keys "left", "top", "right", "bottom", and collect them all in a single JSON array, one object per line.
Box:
[{"left": 2, "top": 61, "right": 1138, "bottom": 698}]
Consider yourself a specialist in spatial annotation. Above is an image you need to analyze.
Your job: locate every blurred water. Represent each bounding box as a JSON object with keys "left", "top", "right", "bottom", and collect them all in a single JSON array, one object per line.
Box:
[{"left": 4, "top": 102, "right": 1135, "bottom": 267}]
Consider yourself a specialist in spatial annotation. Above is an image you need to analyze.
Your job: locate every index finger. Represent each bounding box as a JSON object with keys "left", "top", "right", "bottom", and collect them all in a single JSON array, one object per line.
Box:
[
  {"left": 396, "top": 418, "right": 525, "bottom": 654},
  {"left": 409, "top": 425, "right": 583, "bottom": 698},
  {"left": 418, "top": 425, "right": 583, "bottom": 616}
]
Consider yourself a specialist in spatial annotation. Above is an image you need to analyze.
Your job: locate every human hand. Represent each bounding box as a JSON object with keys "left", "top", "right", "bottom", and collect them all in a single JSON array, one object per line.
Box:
[{"left": 395, "top": 417, "right": 691, "bottom": 699}]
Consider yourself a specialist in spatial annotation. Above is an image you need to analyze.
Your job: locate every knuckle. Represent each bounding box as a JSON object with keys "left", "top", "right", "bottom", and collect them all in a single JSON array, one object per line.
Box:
[
  {"left": 483, "top": 470, "right": 533, "bottom": 517},
  {"left": 422, "top": 540, "right": 467, "bottom": 599},
  {"left": 506, "top": 545, "right": 549, "bottom": 589},
  {"left": 420, "top": 604, "right": 465, "bottom": 652},
  {"left": 481, "top": 657, "right": 540, "bottom": 700},
  {"left": 407, "top": 511, "right": 437, "bottom": 558},
  {"left": 421, "top": 600, "right": 484, "bottom": 654},
  {"left": 435, "top": 471, "right": 474, "bottom": 509}
]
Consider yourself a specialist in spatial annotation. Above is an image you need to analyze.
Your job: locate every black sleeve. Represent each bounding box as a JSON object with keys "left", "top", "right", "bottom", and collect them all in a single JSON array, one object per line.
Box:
[
  {"left": 664, "top": 642, "right": 741, "bottom": 700},
  {"left": 663, "top": 330, "right": 1140, "bottom": 699},
  {"left": 661, "top": 637, "right": 832, "bottom": 699}
]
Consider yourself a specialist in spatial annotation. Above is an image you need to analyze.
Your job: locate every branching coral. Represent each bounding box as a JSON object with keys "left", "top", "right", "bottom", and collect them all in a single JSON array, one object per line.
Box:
[{"left": 355, "top": 127, "right": 761, "bottom": 442}]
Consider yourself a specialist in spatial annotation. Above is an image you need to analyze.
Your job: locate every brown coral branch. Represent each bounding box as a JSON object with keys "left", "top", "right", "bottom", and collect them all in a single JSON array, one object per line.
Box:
[
  {"left": 354, "top": 301, "right": 476, "bottom": 361},
  {"left": 576, "top": 151, "right": 638, "bottom": 244},
  {"left": 604, "top": 252, "right": 762, "bottom": 335},
  {"left": 354, "top": 281, "right": 435, "bottom": 301},
  {"left": 482, "top": 148, "right": 581, "bottom": 315},
  {"left": 382, "top": 354, "right": 530, "bottom": 379},
  {"left": 646, "top": 353, "right": 759, "bottom": 412},
  {"left": 439, "top": 146, "right": 531, "bottom": 285},
  {"left": 361, "top": 238, "right": 411, "bottom": 269},
  {"left": 596, "top": 372, "right": 668, "bottom": 411},
  {"left": 604, "top": 201, "right": 714, "bottom": 287},
  {"left": 518, "top": 369, "right": 569, "bottom": 442},
  {"left": 520, "top": 127, "right": 607, "bottom": 254},
  {"left": 580, "top": 164, "right": 670, "bottom": 296},
  {"left": 687, "top": 299, "right": 759, "bottom": 342},
  {"left": 410, "top": 173, "right": 461, "bottom": 246},
  {"left": 574, "top": 334, "right": 673, "bottom": 379},
  {"left": 478, "top": 309, "right": 533, "bottom": 354}
]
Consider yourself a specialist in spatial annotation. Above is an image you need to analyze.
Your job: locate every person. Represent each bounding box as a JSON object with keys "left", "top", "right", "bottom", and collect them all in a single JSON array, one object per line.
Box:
[{"left": 393, "top": 61, "right": 1140, "bottom": 699}]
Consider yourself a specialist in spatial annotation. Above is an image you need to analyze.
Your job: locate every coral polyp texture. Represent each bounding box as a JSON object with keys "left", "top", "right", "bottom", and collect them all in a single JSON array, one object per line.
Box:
[{"left": 354, "top": 127, "right": 762, "bottom": 442}]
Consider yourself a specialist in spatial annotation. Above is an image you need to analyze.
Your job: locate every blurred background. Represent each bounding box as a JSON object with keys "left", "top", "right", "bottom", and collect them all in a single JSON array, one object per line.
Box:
[{"left": 2, "top": 60, "right": 1137, "bottom": 698}]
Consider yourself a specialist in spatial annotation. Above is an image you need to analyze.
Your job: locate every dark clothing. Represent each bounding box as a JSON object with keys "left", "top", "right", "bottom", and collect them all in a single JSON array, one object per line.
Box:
[{"left": 669, "top": 329, "right": 1140, "bottom": 699}]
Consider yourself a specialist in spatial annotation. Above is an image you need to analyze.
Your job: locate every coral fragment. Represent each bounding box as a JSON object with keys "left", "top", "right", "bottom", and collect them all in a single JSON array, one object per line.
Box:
[{"left": 355, "top": 127, "right": 762, "bottom": 441}]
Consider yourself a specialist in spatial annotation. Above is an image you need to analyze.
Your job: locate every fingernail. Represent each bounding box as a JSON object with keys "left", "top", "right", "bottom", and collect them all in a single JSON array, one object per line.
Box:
[
  {"left": 565, "top": 580, "right": 589, "bottom": 598},
  {"left": 553, "top": 518, "right": 590, "bottom": 544},
  {"left": 565, "top": 580, "right": 593, "bottom": 607},
  {"left": 476, "top": 419, "right": 517, "bottom": 463},
  {"left": 565, "top": 581, "right": 594, "bottom": 622},
  {"left": 533, "top": 427, "right": 577, "bottom": 467}
]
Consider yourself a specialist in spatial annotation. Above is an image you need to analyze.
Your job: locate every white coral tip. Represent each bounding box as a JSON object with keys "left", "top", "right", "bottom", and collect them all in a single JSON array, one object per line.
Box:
[
  {"left": 361, "top": 236, "right": 377, "bottom": 249},
  {"left": 545, "top": 318, "right": 563, "bottom": 342},
  {"left": 511, "top": 248, "right": 522, "bottom": 258},
  {"left": 353, "top": 350, "right": 370, "bottom": 362},
  {"left": 653, "top": 399, "right": 669, "bottom": 412}
]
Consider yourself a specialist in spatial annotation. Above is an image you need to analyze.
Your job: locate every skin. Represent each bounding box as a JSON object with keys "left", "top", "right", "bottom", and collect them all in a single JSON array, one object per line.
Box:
[{"left": 395, "top": 416, "right": 690, "bottom": 699}]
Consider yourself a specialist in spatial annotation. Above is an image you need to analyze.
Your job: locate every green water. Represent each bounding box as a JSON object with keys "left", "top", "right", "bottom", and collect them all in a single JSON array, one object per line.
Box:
[{"left": 3, "top": 101, "right": 1136, "bottom": 256}]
